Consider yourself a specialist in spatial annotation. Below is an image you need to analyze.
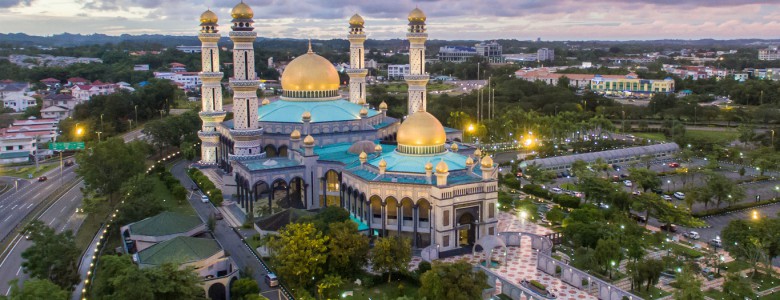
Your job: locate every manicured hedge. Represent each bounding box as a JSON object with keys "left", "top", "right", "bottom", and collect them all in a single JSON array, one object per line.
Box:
[
  {"left": 692, "top": 197, "right": 780, "bottom": 218},
  {"left": 522, "top": 184, "right": 580, "bottom": 209},
  {"left": 186, "top": 168, "right": 224, "bottom": 206}
]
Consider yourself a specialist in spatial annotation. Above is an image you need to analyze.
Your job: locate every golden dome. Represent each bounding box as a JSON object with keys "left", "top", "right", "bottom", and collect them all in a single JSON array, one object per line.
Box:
[
  {"left": 474, "top": 149, "right": 482, "bottom": 157},
  {"left": 396, "top": 111, "right": 446, "bottom": 148},
  {"left": 281, "top": 50, "right": 341, "bottom": 94},
  {"left": 231, "top": 2, "right": 254, "bottom": 19},
  {"left": 466, "top": 156, "right": 474, "bottom": 166},
  {"left": 435, "top": 160, "right": 448, "bottom": 173},
  {"left": 290, "top": 129, "right": 301, "bottom": 139},
  {"left": 349, "top": 14, "right": 365, "bottom": 26},
  {"left": 481, "top": 156, "right": 494, "bottom": 168},
  {"left": 425, "top": 162, "right": 433, "bottom": 171},
  {"left": 301, "top": 111, "right": 311, "bottom": 121},
  {"left": 451, "top": 143, "right": 459, "bottom": 152},
  {"left": 359, "top": 108, "right": 368, "bottom": 117},
  {"left": 408, "top": 7, "right": 426, "bottom": 22},
  {"left": 303, "top": 135, "right": 315, "bottom": 146},
  {"left": 200, "top": 10, "right": 218, "bottom": 24},
  {"left": 261, "top": 99, "right": 270, "bottom": 105},
  {"left": 374, "top": 144, "right": 383, "bottom": 152},
  {"left": 378, "top": 158, "right": 387, "bottom": 168},
  {"left": 379, "top": 101, "right": 388, "bottom": 110}
]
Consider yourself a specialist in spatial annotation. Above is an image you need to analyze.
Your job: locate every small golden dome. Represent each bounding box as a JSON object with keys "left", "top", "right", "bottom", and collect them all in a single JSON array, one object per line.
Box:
[
  {"left": 374, "top": 144, "right": 383, "bottom": 152},
  {"left": 435, "top": 160, "right": 448, "bottom": 173},
  {"left": 379, "top": 101, "right": 388, "bottom": 110},
  {"left": 290, "top": 129, "right": 301, "bottom": 139},
  {"left": 303, "top": 135, "right": 315, "bottom": 146},
  {"left": 200, "top": 10, "right": 218, "bottom": 24},
  {"left": 425, "top": 162, "right": 433, "bottom": 171},
  {"left": 301, "top": 111, "right": 311, "bottom": 121},
  {"left": 231, "top": 1, "right": 254, "bottom": 19},
  {"left": 349, "top": 14, "right": 365, "bottom": 26},
  {"left": 451, "top": 143, "right": 459, "bottom": 152},
  {"left": 281, "top": 51, "right": 341, "bottom": 94},
  {"left": 261, "top": 99, "right": 270, "bottom": 105},
  {"left": 408, "top": 7, "right": 426, "bottom": 22},
  {"left": 359, "top": 108, "right": 368, "bottom": 117},
  {"left": 378, "top": 158, "right": 387, "bottom": 168},
  {"left": 481, "top": 156, "right": 494, "bottom": 168},
  {"left": 396, "top": 111, "right": 446, "bottom": 148},
  {"left": 466, "top": 157, "right": 474, "bottom": 166},
  {"left": 474, "top": 148, "right": 482, "bottom": 157}
]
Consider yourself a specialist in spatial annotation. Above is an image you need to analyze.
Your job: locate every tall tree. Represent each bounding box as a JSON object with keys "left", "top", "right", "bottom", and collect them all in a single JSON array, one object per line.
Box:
[
  {"left": 231, "top": 278, "right": 260, "bottom": 300},
  {"left": 673, "top": 268, "right": 704, "bottom": 300},
  {"left": 722, "top": 273, "right": 755, "bottom": 300},
  {"left": 268, "top": 223, "right": 329, "bottom": 289},
  {"left": 75, "top": 138, "right": 148, "bottom": 199},
  {"left": 371, "top": 236, "right": 412, "bottom": 283},
  {"left": 705, "top": 172, "right": 744, "bottom": 208},
  {"left": 3, "top": 279, "right": 69, "bottom": 300},
  {"left": 143, "top": 263, "right": 205, "bottom": 299},
  {"left": 594, "top": 239, "right": 623, "bottom": 278},
  {"left": 419, "top": 261, "right": 487, "bottom": 300},
  {"left": 628, "top": 167, "right": 661, "bottom": 192},
  {"left": 21, "top": 221, "right": 80, "bottom": 290},
  {"left": 325, "top": 221, "right": 369, "bottom": 277}
]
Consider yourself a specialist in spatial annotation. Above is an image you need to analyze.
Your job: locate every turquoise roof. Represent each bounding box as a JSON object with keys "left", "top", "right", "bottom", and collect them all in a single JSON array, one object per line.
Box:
[
  {"left": 0, "top": 152, "right": 29, "bottom": 159},
  {"left": 314, "top": 142, "right": 392, "bottom": 166},
  {"left": 368, "top": 150, "right": 469, "bottom": 174},
  {"left": 243, "top": 157, "right": 301, "bottom": 171},
  {"left": 258, "top": 99, "right": 379, "bottom": 123},
  {"left": 444, "top": 127, "right": 460, "bottom": 133}
]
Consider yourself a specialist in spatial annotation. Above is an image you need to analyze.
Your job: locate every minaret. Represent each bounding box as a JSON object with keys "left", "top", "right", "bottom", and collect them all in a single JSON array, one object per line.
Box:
[
  {"left": 347, "top": 14, "right": 368, "bottom": 104},
  {"left": 405, "top": 7, "right": 430, "bottom": 115},
  {"left": 228, "top": 1, "right": 262, "bottom": 157},
  {"left": 197, "top": 9, "right": 227, "bottom": 165}
]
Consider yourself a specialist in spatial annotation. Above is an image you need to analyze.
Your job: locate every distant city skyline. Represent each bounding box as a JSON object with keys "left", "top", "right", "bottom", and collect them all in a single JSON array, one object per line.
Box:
[{"left": 1, "top": 0, "right": 779, "bottom": 40}]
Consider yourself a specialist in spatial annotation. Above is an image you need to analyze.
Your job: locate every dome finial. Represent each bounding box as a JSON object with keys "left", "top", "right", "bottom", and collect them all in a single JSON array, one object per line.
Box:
[{"left": 307, "top": 39, "right": 313, "bottom": 54}]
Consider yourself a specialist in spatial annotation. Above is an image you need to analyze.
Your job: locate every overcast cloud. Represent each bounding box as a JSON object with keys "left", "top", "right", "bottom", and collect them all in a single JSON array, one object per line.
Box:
[{"left": 1, "top": 0, "right": 778, "bottom": 40}]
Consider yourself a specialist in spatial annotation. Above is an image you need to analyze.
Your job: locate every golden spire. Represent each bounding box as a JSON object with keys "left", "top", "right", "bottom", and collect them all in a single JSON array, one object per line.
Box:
[{"left": 307, "top": 39, "right": 313, "bottom": 54}]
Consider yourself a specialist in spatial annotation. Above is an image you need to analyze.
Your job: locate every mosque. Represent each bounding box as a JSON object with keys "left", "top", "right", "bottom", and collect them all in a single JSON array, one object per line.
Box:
[{"left": 196, "top": 3, "right": 498, "bottom": 252}]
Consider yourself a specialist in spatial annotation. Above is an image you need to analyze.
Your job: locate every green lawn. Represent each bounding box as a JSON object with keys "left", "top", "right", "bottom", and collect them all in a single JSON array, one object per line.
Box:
[
  {"left": 704, "top": 289, "right": 727, "bottom": 300},
  {"left": 632, "top": 132, "right": 667, "bottom": 141},
  {"left": 759, "top": 292, "right": 780, "bottom": 300},
  {"left": 722, "top": 260, "right": 752, "bottom": 273},
  {"left": 631, "top": 286, "right": 672, "bottom": 299},
  {"left": 0, "top": 163, "right": 58, "bottom": 178},
  {"left": 749, "top": 272, "right": 780, "bottom": 292},
  {"left": 666, "top": 242, "right": 704, "bottom": 259},
  {"left": 150, "top": 175, "right": 195, "bottom": 215},
  {"left": 340, "top": 279, "right": 420, "bottom": 300},
  {"left": 686, "top": 130, "right": 739, "bottom": 144}
]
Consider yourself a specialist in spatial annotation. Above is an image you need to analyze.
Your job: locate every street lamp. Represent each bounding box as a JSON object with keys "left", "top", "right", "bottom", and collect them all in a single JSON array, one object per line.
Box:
[
  {"left": 134, "top": 105, "right": 138, "bottom": 125},
  {"left": 100, "top": 113, "right": 104, "bottom": 132},
  {"left": 752, "top": 210, "right": 759, "bottom": 220},
  {"left": 96, "top": 131, "right": 103, "bottom": 142}
]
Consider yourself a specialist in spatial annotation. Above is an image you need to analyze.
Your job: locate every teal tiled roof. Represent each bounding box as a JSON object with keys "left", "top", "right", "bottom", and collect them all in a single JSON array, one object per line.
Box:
[
  {"left": 128, "top": 212, "right": 203, "bottom": 237},
  {"left": 242, "top": 157, "right": 301, "bottom": 171},
  {"left": 367, "top": 150, "right": 469, "bottom": 174},
  {"left": 136, "top": 236, "right": 221, "bottom": 266},
  {"left": 259, "top": 99, "right": 379, "bottom": 123}
]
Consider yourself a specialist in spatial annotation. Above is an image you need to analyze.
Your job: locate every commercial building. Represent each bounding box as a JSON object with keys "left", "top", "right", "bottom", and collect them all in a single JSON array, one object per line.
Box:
[
  {"left": 153, "top": 72, "right": 202, "bottom": 89},
  {"left": 176, "top": 45, "right": 202, "bottom": 53},
  {"left": 759, "top": 48, "right": 780, "bottom": 61},
  {"left": 590, "top": 74, "right": 675, "bottom": 96},
  {"left": 519, "top": 143, "right": 680, "bottom": 172},
  {"left": 387, "top": 64, "right": 411, "bottom": 80},
  {"left": 437, "top": 41, "right": 503, "bottom": 63},
  {"left": 537, "top": 48, "right": 555, "bottom": 61}
]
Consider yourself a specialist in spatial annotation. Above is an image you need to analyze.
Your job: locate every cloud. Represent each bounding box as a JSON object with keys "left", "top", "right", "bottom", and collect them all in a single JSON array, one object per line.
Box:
[{"left": 0, "top": 0, "right": 32, "bottom": 8}]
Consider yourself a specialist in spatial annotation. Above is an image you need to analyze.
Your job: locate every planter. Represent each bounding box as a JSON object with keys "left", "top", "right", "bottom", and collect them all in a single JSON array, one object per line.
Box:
[{"left": 520, "top": 280, "right": 557, "bottom": 299}]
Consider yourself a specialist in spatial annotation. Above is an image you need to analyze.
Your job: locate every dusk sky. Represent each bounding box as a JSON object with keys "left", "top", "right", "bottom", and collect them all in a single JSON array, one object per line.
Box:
[{"left": 2, "top": 0, "right": 779, "bottom": 40}]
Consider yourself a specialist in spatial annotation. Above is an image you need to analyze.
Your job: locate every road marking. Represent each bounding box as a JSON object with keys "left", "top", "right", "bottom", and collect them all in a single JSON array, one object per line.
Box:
[
  {"left": 26, "top": 203, "right": 33, "bottom": 209},
  {"left": 0, "top": 235, "right": 23, "bottom": 270},
  {"left": 60, "top": 206, "right": 66, "bottom": 213},
  {"left": 33, "top": 193, "right": 40, "bottom": 198},
  {"left": 2, "top": 215, "right": 10, "bottom": 223},
  {"left": 5, "top": 286, "right": 10, "bottom": 296},
  {"left": 48, "top": 219, "right": 55, "bottom": 226},
  {"left": 15, "top": 266, "right": 21, "bottom": 276},
  {"left": 10, "top": 205, "right": 16, "bottom": 210}
]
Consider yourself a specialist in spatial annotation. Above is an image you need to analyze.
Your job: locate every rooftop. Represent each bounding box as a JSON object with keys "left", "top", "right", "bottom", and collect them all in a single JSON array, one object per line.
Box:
[
  {"left": 127, "top": 211, "right": 203, "bottom": 237},
  {"left": 258, "top": 99, "right": 379, "bottom": 123},
  {"left": 136, "top": 236, "right": 221, "bottom": 266},
  {"left": 242, "top": 157, "right": 301, "bottom": 171}
]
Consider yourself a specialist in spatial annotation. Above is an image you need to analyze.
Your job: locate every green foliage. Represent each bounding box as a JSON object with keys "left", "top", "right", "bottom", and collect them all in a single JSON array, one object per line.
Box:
[
  {"left": 268, "top": 223, "right": 329, "bottom": 289},
  {"left": 114, "top": 175, "right": 165, "bottom": 225},
  {"left": 529, "top": 280, "right": 546, "bottom": 290},
  {"left": 722, "top": 218, "right": 780, "bottom": 274},
  {"left": 551, "top": 193, "right": 581, "bottom": 209},
  {"left": 143, "top": 110, "right": 201, "bottom": 151},
  {"left": 325, "top": 221, "right": 370, "bottom": 278},
  {"left": 627, "top": 258, "right": 664, "bottom": 292},
  {"left": 3, "top": 278, "right": 69, "bottom": 300},
  {"left": 75, "top": 138, "right": 147, "bottom": 197},
  {"left": 187, "top": 168, "right": 223, "bottom": 206},
  {"left": 722, "top": 273, "right": 755, "bottom": 300},
  {"left": 371, "top": 236, "right": 412, "bottom": 283},
  {"left": 673, "top": 268, "right": 704, "bottom": 300},
  {"left": 297, "top": 206, "right": 350, "bottom": 235},
  {"left": 316, "top": 274, "right": 344, "bottom": 300},
  {"left": 546, "top": 207, "right": 566, "bottom": 224},
  {"left": 628, "top": 167, "right": 661, "bottom": 192},
  {"left": 521, "top": 184, "right": 550, "bottom": 199},
  {"left": 419, "top": 261, "right": 488, "bottom": 300},
  {"left": 231, "top": 278, "right": 260, "bottom": 300},
  {"left": 594, "top": 239, "right": 623, "bottom": 278},
  {"left": 21, "top": 220, "right": 80, "bottom": 290},
  {"left": 91, "top": 255, "right": 204, "bottom": 300}
]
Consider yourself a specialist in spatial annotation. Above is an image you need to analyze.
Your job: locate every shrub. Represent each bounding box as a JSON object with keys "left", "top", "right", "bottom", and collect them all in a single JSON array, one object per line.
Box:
[
  {"left": 171, "top": 185, "right": 187, "bottom": 203},
  {"left": 521, "top": 184, "right": 550, "bottom": 198},
  {"left": 416, "top": 261, "right": 432, "bottom": 276},
  {"left": 551, "top": 194, "right": 581, "bottom": 209},
  {"left": 530, "top": 280, "right": 546, "bottom": 290}
]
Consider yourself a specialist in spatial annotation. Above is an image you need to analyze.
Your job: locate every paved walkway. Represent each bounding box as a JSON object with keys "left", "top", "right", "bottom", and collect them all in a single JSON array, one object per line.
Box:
[{"left": 411, "top": 212, "right": 595, "bottom": 300}]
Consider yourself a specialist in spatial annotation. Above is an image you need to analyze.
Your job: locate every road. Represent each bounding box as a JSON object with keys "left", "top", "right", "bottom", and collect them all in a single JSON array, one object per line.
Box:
[
  {"left": 0, "top": 181, "right": 85, "bottom": 295},
  {"left": 170, "top": 161, "right": 283, "bottom": 299}
]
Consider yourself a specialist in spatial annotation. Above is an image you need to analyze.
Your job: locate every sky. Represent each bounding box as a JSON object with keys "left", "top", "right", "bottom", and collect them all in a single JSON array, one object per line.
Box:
[{"left": 1, "top": 0, "right": 779, "bottom": 40}]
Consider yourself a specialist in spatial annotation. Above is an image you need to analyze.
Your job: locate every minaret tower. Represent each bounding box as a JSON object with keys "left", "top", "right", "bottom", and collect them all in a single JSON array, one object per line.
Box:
[
  {"left": 228, "top": 1, "right": 262, "bottom": 158},
  {"left": 405, "top": 7, "right": 429, "bottom": 115},
  {"left": 347, "top": 14, "right": 368, "bottom": 104},
  {"left": 197, "top": 9, "right": 227, "bottom": 165}
]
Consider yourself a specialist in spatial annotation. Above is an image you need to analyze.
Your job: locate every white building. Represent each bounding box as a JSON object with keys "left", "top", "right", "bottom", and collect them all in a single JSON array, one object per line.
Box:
[
  {"left": 153, "top": 72, "right": 202, "bottom": 89},
  {"left": 0, "top": 82, "right": 36, "bottom": 112},
  {"left": 387, "top": 64, "right": 411, "bottom": 80},
  {"left": 0, "top": 118, "right": 59, "bottom": 165},
  {"left": 134, "top": 64, "right": 150, "bottom": 71},
  {"left": 537, "top": 48, "right": 555, "bottom": 61},
  {"left": 176, "top": 45, "right": 202, "bottom": 53},
  {"left": 759, "top": 48, "right": 780, "bottom": 61},
  {"left": 71, "top": 82, "right": 118, "bottom": 101}
]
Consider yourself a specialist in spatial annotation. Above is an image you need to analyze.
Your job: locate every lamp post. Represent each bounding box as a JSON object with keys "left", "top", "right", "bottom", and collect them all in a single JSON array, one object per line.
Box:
[
  {"left": 134, "top": 105, "right": 138, "bottom": 125},
  {"left": 96, "top": 131, "right": 103, "bottom": 142},
  {"left": 100, "top": 113, "right": 104, "bottom": 132}
]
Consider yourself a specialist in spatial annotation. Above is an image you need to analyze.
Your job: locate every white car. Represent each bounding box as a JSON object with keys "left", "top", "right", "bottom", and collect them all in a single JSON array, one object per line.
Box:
[
  {"left": 684, "top": 231, "right": 700, "bottom": 240},
  {"left": 551, "top": 187, "right": 563, "bottom": 194},
  {"left": 623, "top": 180, "right": 633, "bottom": 187},
  {"left": 662, "top": 195, "right": 673, "bottom": 201},
  {"left": 674, "top": 192, "right": 686, "bottom": 200},
  {"left": 201, "top": 195, "right": 210, "bottom": 203}
]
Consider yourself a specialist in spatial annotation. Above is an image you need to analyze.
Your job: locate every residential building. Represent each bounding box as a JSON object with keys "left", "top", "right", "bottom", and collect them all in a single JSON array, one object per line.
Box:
[
  {"left": 365, "top": 59, "right": 378, "bottom": 69},
  {"left": 0, "top": 82, "right": 36, "bottom": 112},
  {"left": 590, "top": 74, "right": 675, "bottom": 96},
  {"left": 133, "top": 64, "right": 150, "bottom": 71},
  {"left": 387, "top": 64, "right": 411, "bottom": 80},
  {"left": 39, "top": 78, "right": 61, "bottom": 88},
  {"left": 176, "top": 45, "right": 202, "bottom": 53},
  {"left": 40, "top": 106, "right": 70, "bottom": 120},
  {"left": 759, "top": 48, "right": 780, "bottom": 61},
  {"left": 153, "top": 72, "right": 202, "bottom": 89},
  {"left": 537, "top": 48, "right": 555, "bottom": 61},
  {"left": 71, "top": 81, "right": 118, "bottom": 101},
  {"left": 0, "top": 118, "right": 58, "bottom": 165},
  {"left": 169, "top": 62, "right": 187, "bottom": 72},
  {"left": 67, "top": 77, "right": 89, "bottom": 86},
  {"left": 515, "top": 68, "right": 624, "bottom": 89},
  {"left": 734, "top": 73, "right": 749, "bottom": 82}
]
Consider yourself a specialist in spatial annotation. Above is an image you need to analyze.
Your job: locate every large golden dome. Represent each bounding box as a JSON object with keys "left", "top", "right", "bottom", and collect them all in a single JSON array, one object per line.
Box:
[
  {"left": 396, "top": 111, "right": 446, "bottom": 154},
  {"left": 349, "top": 14, "right": 365, "bottom": 26},
  {"left": 408, "top": 7, "right": 426, "bottom": 22},
  {"left": 200, "top": 10, "right": 218, "bottom": 24},
  {"left": 281, "top": 48, "right": 341, "bottom": 97},
  {"left": 231, "top": 2, "right": 254, "bottom": 19}
]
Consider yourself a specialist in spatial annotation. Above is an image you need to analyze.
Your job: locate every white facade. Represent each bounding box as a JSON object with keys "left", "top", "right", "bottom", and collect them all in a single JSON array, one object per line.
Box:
[
  {"left": 0, "top": 82, "right": 35, "bottom": 112},
  {"left": 388, "top": 64, "right": 410, "bottom": 79},
  {"left": 0, "top": 118, "right": 59, "bottom": 165},
  {"left": 176, "top": 45, "right": 202, "bottom": 53},
  {"left": 71, "top": 84, "right": 118, "bottom": 101},
  {"left": 537, "top": 48, "right": 555, "bottom": 61},
  {"left": 197, "top": 16, "right": 228, "bottom": 166},
  {"left": 759, "top": 48, "right": 780, "bottom": 61},
  {"left": 153, "top": 72, "right": 202, "bottom": 89}
]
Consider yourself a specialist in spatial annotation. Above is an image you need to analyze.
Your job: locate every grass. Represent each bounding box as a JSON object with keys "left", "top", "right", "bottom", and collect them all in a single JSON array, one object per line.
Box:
[
  {"left": 632, "top": 132, "right": 666, "bottom": 141},
  {"left": 666, "top": 242, "right": 704, "bottom": 259},
  {"left": 722, "top": 260, "right": 752, "bottom": 273},
  {"left": 0, "top": 163, "right": 58, "bottom": 178},
  {"left": 759, "top": 292, "right": 780, "bottom": 300},
  {"left": 748, "top": 272, "right": 780, "bottom": 292},
  {"left": 340, "top": 279, "right": 420, "bottom": 300},
  {"left": 149, "top": 175, "right": 195, "bottom": 215},
  {"left": 704, "top": 289, "right": 727, "bottom": 300},
  {"left": 631, "top": 286, "right": 672, "bottom": 300},
  {"left": 631, "top": 130, "right": 739, "bottom": 144}
]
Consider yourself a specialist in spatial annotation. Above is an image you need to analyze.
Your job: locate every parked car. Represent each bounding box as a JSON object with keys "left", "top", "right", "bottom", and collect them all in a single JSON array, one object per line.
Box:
[
  {"left": 214, "top": 212, "right": 223, "bottom": 220},
  {"left": 683, "top": 231, "right": 700, "bottom": 240},
  {"left": 265, "top": 273, "right": 279, "bottom": 287},
  {"left": 620, "top": 173, "right": 629, "bottom": 179},
  {"left": 551, "top": 187, "right": 563, "bottom": 194},
  {"left": 652, "top": 188, "right": 664, "bottom": 195},
  {"left": 660, "top": 224, "right": 678, "bottom": 233},
  {"left": 709, "top": 238, "right": 722, "bottom": 248},
  {"left": 629, "top": 213, "right": 647, "bottom": 223},
  {"left": 674, "top": 192, "right": 686, "bottom": 200},
  {"left": 612, "top": 175, "right": 620, "bottom": 182},
  {"left": 623, "top": 180, "right": 633, "bottom": 187},
  {"left": 662, "top": 195, "right": 673, "bottom": 201},
  {"left": 63, "top": 160, "right": 74, "bottom": 167},
  {"left": 632, "top": 191, "right": 642, "bottom": 196},
  {"left": 668, "top": 162, "right": 680, "bottom": 168},
  {"left": 37, "top": 176, "right": 47, "bottom": 182},
  {"left": 201, "top": 195, "right": 210, "bottom": 203}
]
